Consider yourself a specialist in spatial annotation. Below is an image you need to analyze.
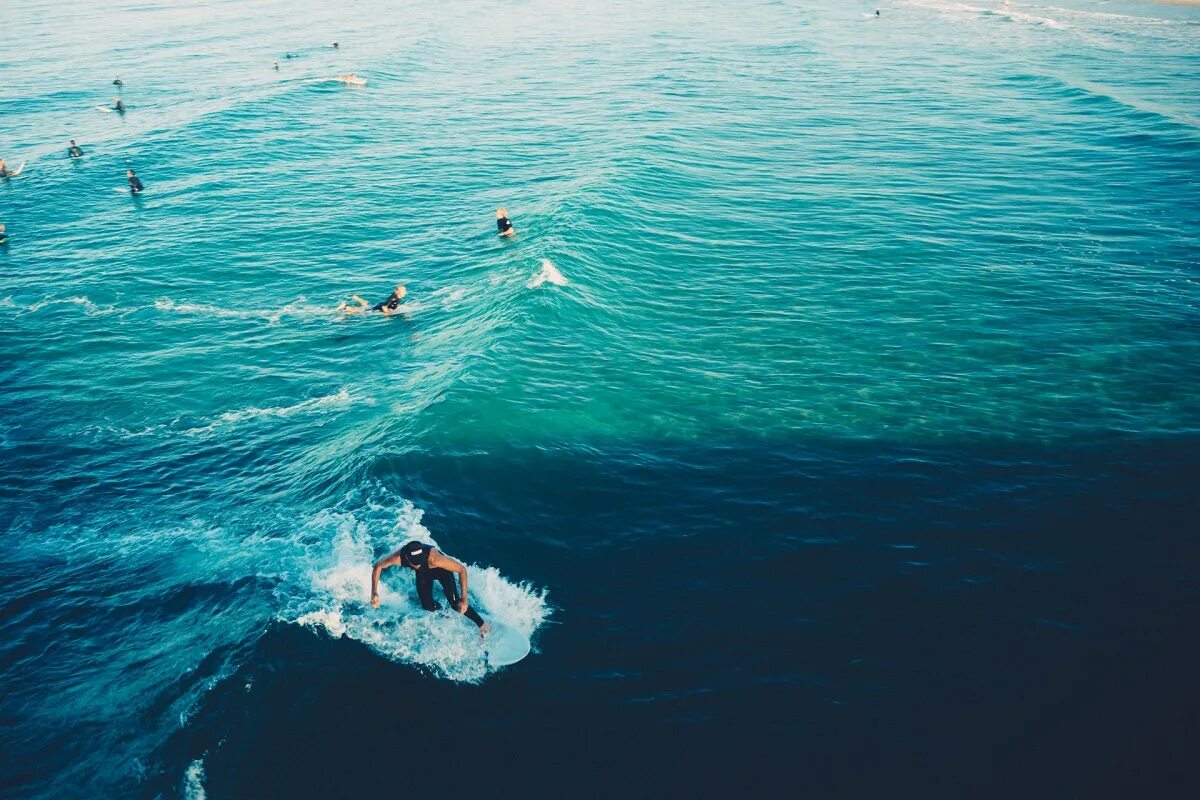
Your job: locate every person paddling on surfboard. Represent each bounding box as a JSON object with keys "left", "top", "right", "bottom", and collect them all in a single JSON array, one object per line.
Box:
[
  {"left": 337, "top": 283, "right": 407, "bottom": 315},
  {"left": 127, "top": 169, "right": 144, "bottom": 194},
  {"left": 113, "top": 97, "right": 126, "bottom": 113},
  {"left": 371, "top": 540, "right": 490, "bottom": 635},
  {"left": 68, "top": 140, "right": 84, "bottom": 158}
]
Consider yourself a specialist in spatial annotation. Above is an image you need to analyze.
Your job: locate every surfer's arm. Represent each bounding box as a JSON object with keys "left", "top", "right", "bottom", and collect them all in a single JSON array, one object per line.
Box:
[
  {"left": 428, "top": 550, "right": 469, "bottom": 611},
  {"left": 370, "top": 552, "right": 403, "bottom": 607}
]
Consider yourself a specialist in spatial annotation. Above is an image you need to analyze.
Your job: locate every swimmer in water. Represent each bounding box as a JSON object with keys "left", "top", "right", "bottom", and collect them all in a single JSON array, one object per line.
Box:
[
  {"left": 127, "top": 169, "right": 144, "bottom": 194},
  {"left": 332, "top": 41, "right": 339, "bottom": 48},
  {"left": 334, "top": 72, "right": 366, "bottom": 85},
  {"left": 68, "top": 140, "right": 84, "bottom": 158},
  {"left": 496, "top": 207, "right": 515, "bottom": 237},
  {"left": 337, "top": 283, "right": 407, "bottom": 315},
  {"left": 0, "top": 224, "right": 8, "bottom": 244},
  {"left": 273, "top": 59, "right": 280, "bottom": 70},
  {"left": 113, "top": 97, "right": 125, "bottom": 113},
  {"left": 0, "top": 160, "right": 9, "bottom": 178},
  {"left": 876, "top": 9, "right": 880, "bottom": 15}
]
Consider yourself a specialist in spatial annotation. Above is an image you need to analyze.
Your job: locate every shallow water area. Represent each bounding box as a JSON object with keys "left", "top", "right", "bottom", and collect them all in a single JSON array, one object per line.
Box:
[{"left": 2, "top": 0, "right": 1198, "bottom": 798}]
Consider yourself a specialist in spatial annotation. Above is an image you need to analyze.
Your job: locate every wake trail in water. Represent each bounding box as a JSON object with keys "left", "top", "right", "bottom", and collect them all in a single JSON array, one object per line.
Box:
[
  {"left": 155, "top": 297, "right": 334, "bottom": 323},
  {"left": 22, "top": 296, "right": 122, "bottom": 316},
  {"left": 181, "top": 388, "right": 360, "bottom": 436},
  {"left": 6, "top": 296, "right": 338, "bottom": 322}
]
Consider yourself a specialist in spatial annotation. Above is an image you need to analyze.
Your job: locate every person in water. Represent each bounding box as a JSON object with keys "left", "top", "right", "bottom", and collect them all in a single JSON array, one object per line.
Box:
[
  {"left": 127, "top": 169, "right": 144, "bottom": 193},
  {"left": 0, "top": 223, "right": 8, "bottom": 245},
  {"left": 0, "top": 160, "right": 10, "bottom": 178},
  {"left": 337, "top": 283, "right": 407, "bottom": 315},
  {"left": 68, "top": 140, "right": 84, "bottom": 158},
  {"left": 371, "top": 540, "right": 489, "bottom": 634},
  {"left": 113, "top": 97, "right": 125, "bottom": 112},
  {"left": 273, "top": 59, "right": 280, "bottom": 70},
  {"left": 113, "top": 77, "right": 123, "bottom": 87},
  {"left": 334, "top": 72, "right": 365, "bottom": 85},
  {"left": 496, "top": 207, "right": 515, "bottom": 237}
]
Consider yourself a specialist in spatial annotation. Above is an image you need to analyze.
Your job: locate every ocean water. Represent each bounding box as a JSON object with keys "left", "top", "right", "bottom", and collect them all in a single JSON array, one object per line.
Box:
[{"left": 2, "top": 0, "right": 1198, "bottom": 797}]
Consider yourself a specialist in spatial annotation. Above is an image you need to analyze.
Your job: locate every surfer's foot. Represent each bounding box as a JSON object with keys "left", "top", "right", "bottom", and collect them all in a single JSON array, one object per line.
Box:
[{"left": 480, "top": 622, "right": 490, "bottom": 637}]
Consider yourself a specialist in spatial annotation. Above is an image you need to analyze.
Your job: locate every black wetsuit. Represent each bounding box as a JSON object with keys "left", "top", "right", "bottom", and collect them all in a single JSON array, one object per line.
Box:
[
  {"left": 373, "top": 291, "right": 403, "bottom": 312},
  {"left": 415, "top": 566, "right": 486, "bottom": 628},
  {"left": 496, "top": 216, "right": 513, "bottom": 235},
  {"left": 128, "top": 175, "right": 144, "bottom": 193},
  {"left": 69, "top": 146, "right": 84, "bottom": 158},
  {"left": 401, "top": 541, "right": 486, "bottom": 628},
  {"left": 115, "top": 101, "right": 125, "bottom": 112}
]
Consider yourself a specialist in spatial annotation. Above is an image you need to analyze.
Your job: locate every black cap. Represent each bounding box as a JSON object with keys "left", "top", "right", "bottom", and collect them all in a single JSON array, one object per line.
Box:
[{"left": 400, "top": 541, "right": 431, "bottom": 568}]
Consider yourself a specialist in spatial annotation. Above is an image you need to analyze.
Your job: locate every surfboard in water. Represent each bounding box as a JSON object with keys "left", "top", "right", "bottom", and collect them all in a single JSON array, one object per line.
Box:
[
  {"left": 95, "top": 105, "right": 114, "bottom": 113},
  {"left": 484, "top": 617, "right": 531, "bottom": 667},
  {"left": 7, "top": 161, "right": 27, "bottom": 177}
]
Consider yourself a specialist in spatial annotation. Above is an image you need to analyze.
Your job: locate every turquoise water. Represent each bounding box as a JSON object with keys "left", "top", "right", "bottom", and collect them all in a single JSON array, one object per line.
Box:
[{"left": 2, "top": 1, "right": 1199, "bottom": 797}]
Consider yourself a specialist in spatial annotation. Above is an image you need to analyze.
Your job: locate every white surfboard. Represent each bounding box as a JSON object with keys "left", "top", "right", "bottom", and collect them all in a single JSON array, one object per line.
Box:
[
  {"left": 95, "top": 105, "right": 114, "bottom": 113},
  {"left": 7, "top": 161, "right": 26, "bottom": 177},
  {"left": 484, "top": 618, "right": 531, "bottom": 667}
]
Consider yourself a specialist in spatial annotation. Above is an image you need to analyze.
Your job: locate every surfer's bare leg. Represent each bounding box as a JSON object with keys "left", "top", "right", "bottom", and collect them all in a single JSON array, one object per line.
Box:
[{"left": 337, "top": 294, "right": 370, "bottom": 314}]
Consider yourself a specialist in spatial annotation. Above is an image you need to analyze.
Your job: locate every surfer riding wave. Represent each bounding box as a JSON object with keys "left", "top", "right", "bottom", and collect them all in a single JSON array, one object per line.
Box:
[{"left": 371, "top": 540, "right": 489, "bottom": 635}]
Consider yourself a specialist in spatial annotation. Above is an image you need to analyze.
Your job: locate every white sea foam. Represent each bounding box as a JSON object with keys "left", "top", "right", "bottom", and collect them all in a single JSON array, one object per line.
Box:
[
  {"left": 24, "top": 296, "right": 121, "bottom": 316},
  {"left": 429, "top": 286, "right": 469, "bottom": 310},
  {"left": 155, "top": 299, "right": 255, "bottom": 318},
  {"left": 182, "top": 388, "right": 357, "bottom": 436},
  {"left": 155, "top": 297, "right": 332, "bottom": 322},
  {"left": 528, "top": 258, "right": 568, "bottom": 288},
  {"left": 998, "top": 9, "right": 1063, "bottom": 28},
  {"left": 1035, "top": 5, "right": 1179, "bottom": 27},
  {"left": 902, "top": 0, "right": 1064, "bottom": 28},
  {"left": 284, "top": 497, "right": 549, "bottom": 683},
  {"left": 183, "top": 758, "right": 207, "bottom": 800}
]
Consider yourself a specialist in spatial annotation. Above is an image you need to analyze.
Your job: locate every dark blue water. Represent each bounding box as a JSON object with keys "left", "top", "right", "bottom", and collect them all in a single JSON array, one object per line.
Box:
[
  {"left": 158, "top": 439, "right": 1200, "bottom": 798},
  {"left": 3, "top": 0, "right": 1199, "bottom": 797}
]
